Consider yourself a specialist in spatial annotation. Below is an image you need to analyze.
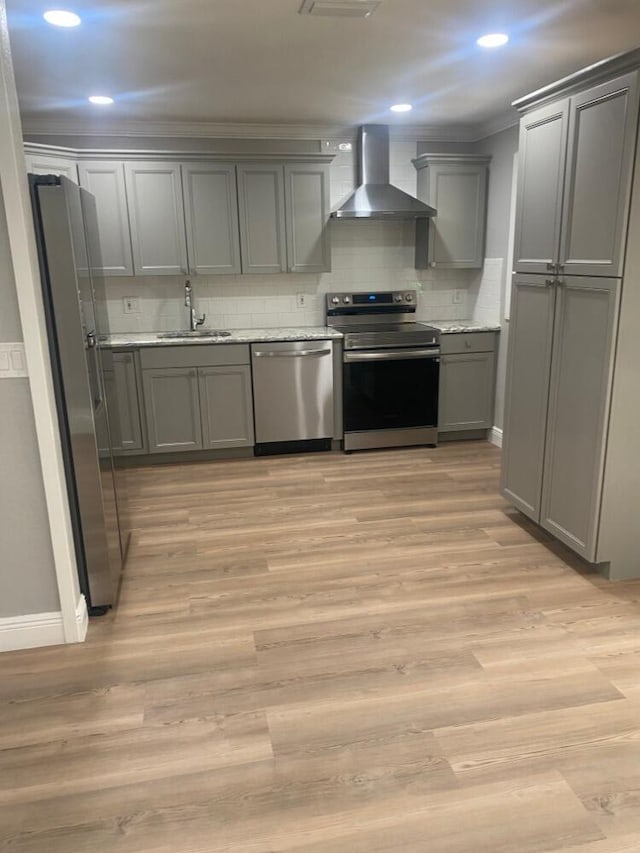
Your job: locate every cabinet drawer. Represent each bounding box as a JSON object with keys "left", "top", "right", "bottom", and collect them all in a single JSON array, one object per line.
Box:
[
  {"left": 440, "top": 332, "right": 496, "bottom": 355},
  {"left": 140, "top": 344, "right": 250, "bottom": 369}
]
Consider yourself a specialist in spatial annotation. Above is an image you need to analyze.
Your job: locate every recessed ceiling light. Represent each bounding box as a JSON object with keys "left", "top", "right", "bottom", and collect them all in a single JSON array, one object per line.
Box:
[
  {"left": 43, "top": 10, "right": 81, "bottom": 27},
  {"left": 88, "top": 95, "right": 114, "bottom": 106},
  {"left": 477, "top": 33, "right": 509, "bottom": 48},
  {"left": 390, "top": 103, "right": 413, "bottom": 113}
]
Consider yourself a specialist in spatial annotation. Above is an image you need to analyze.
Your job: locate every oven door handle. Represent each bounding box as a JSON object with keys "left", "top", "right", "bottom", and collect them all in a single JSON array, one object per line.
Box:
[{"left": 344, "top": 348, "right": 440, "bottom": 363}]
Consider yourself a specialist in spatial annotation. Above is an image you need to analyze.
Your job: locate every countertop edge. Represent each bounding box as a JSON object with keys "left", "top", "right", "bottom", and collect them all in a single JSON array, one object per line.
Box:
[{"left": 102, "top": 327, "right": 344, "bottom": 349}]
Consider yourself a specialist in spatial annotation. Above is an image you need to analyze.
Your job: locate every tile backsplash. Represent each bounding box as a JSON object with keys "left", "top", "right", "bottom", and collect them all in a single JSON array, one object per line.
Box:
[{"left": 102, "top": 141, "right": 501, "bottom": 334}]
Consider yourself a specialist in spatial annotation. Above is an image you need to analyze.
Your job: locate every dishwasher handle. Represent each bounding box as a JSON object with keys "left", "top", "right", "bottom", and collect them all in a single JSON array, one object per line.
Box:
[{"left": 253, "top": 347, "right": 332, "bottom": 358}]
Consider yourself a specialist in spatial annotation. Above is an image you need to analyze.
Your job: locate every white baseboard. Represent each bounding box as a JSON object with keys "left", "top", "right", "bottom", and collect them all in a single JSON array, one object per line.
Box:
[
  {"left": 76, "top": 594, "right": 89, "bottom": 642},
  {"left": 489, "top": 426, "right": 503, "bottom": 448},
  {"left": 0, "top": 595, "right": 88, "bottom": 652}
]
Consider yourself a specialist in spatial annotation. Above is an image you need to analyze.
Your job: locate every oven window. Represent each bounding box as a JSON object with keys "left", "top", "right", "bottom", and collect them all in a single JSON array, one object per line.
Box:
[{"left": 343, "top": 354, "right": 439, "bottom": 432}]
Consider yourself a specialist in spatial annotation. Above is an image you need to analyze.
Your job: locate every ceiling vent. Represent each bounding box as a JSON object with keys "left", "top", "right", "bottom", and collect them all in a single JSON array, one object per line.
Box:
[{"left": 299, "top": 0, "right": 382, "bottom": 18}]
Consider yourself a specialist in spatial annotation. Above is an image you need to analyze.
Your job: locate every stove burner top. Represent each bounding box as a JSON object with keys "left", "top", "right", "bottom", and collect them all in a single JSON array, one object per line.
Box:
[{"left": 325, "top": 290, "right": 440, "bottom": 350}]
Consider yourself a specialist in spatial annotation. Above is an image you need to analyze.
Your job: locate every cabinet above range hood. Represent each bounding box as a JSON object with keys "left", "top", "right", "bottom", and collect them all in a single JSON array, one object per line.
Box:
[{"left": 331, "top": 125, "right": 437, "bottom": 220}]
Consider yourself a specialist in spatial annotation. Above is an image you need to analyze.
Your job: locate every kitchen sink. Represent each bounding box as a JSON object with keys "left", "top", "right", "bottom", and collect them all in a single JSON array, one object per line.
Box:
[{"left": 156, "top": 330, "right": 232, "bottom": 339}]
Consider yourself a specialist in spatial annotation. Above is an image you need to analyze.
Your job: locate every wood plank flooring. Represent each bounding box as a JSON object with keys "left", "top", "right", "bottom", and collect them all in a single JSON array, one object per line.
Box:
[{"left": 2, "top": 441, "right": 640, "bottom": 852}]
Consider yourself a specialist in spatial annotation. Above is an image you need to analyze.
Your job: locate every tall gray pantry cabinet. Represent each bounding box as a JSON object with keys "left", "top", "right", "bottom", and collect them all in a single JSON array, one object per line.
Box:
[{"left": 501, "top": 49, "right": 640, "bottom": 580}]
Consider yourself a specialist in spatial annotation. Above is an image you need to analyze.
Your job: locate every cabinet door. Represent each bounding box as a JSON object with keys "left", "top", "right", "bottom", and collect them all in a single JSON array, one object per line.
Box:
[
  {"left": 237, "top": 164, "right": 287, "bottom": 274},
  {"left": 142, "top": 367, "right": 202, "bottom": 453},
  {"left": 25, "top": 153, "right": 78, "bottom": 184},
  {"left": 513, "top": 100, "right": 569, "bottom": 274},
  {"left": 501, "top": 275, "right": 556, "bottom": 521},
  {"left": 540, "top": 277, "right": 620, "bottom": 560},
  {"left": 284, "top": 164, "right": 331, "bottom": 273},
  {"left": 124, "top": 162, "right": 188, "bottom": 276},
  {"left": 199, "top": 365, "right": 254, "bottom": 449},
  {"left": 182, "top": 163, "right": 241, "bottom": 275},
  {"left": 78, "top": 162, "right": 134, "bottom": 276},
  {"left": 426, "top": 163, "right": 488, "bottom": 269},
  {"left": 438, "top": 351, "right": 495, "bottom": 431},
  {"left": 559, "top": 73, "right": 639, "bottom": 278},
  {"left": 107, "top": 352, "right": 144, "bottom": 454}
]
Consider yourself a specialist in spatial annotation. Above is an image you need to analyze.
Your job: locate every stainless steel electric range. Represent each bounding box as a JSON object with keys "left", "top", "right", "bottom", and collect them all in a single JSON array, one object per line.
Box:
[{"left": 326, "top": 291, "right": 440, "bottom": 452}]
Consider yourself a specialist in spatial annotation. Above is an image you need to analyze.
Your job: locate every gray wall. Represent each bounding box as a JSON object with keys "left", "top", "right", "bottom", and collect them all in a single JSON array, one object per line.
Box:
[
  {"left": 0, "top": 182, "right": 60, "bottom": 617},
  {"left": 477, "top": 124, "right": 519, "bottom": 431}
]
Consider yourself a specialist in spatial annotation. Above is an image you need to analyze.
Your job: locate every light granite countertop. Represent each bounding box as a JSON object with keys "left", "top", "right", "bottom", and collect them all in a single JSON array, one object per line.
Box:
[
  {"left": 426, "top": 320, "right": 501, "bottom": 334},
  {"left": 101, "top": 327, "right": 343, "bottom": 349}
]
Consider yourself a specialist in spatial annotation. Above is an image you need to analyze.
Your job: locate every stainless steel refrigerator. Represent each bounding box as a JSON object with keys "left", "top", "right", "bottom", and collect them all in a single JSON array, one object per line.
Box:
[{"left": 30, "top": 174, "right": 125, "bottom": 614}]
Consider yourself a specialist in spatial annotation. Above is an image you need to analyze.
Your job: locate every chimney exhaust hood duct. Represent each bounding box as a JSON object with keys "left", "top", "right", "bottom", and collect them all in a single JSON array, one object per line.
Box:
[{"left": 331, "top": 125, "right": 436, "bottom": 220}]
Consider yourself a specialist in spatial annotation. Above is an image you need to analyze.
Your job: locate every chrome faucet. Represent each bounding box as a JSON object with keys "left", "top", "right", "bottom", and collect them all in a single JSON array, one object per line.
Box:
[{"left": 184, "top": 280, "right": 206, "bottom": 331}]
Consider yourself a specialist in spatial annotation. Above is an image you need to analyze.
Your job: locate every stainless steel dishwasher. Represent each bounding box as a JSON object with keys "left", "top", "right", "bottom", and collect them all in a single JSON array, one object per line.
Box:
[{"left": 251, "top": 340, "right": 334, "bottom": 453}]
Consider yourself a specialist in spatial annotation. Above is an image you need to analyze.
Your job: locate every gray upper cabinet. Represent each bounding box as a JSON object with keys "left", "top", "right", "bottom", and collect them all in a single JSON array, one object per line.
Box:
[
  {"left": 78, "top": 162, "right": 134, "bottom": 277},
  {"left": 513, "top": 99, "right": 569, "bottom": 274},
  {"left": 237, "top": 164, "right": 287, "bottom": 274},
  {"left": 182, "top": 163, "right": 242, "bottom": 275},
  {"left": 284, "top": 164, "right": 331, "bottom": 273},
  {"left": 540, "top": 277, "right": 620, "bottom": 560},
  {"left": 414, "top": 155, "right": 490, "bottom": 269},
  {"left": 514, "top": 71, "right": 639, "bottom": 277},
  {"left": 124, "top": 162, "right": 189, "bottom": 276},
  {"left": 501, "top": 275, "right": 556, "bottom": 521},
  {"left": 559, "top": 73, "right": 639, "bottom": 277},
  {"left": 25, "top": 151, "right": 78, "bottom": 184},
  {"left": 199, "top": 365, "right": 254, "bottom": 449},
  {"left": 142, "top": 367, "right": 203, "bottom": 453}
]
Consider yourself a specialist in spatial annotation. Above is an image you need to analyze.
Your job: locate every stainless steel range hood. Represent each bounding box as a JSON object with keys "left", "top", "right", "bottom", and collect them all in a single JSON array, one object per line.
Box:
[{"left": 331, "top": 125, "right": 437, "bottom": 220}]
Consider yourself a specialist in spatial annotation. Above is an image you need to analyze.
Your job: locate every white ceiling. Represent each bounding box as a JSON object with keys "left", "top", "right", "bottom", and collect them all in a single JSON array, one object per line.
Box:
[{"left": 7, "top": 0, "right": 640, "bottom": 136}]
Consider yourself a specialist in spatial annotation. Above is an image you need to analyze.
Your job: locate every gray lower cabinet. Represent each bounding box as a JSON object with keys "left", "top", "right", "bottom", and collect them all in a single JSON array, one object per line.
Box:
[
  {"left": 142, "top": 367, "right": 203, "bottom": 453},
  {"left": 78, "top": 161, "right": 134, "bottom": 276},
  {"left": 104, "top": 351, "right": 145, "bottom": 455},
  {"left": 124, "top": 162, "right": 189, "bottom": 276},
  {"left": 140, "top": 345, "right": 254, "bottom": 454},
  {"left": 502, "top": 275, "right": 620, "bottom": 561},
  {"left": 413, "top": 155, "right": 490, "bottom": 269},
  {"left": 501, "top": 276, "right": 556, "bottom": 519},
  {"left": 199, "top": 366, "right": 254, "bottom": 449},
  {"left": 438, "top": 332, "right": 497, "bottom": 433},
  {"left": 182, "top": 163, "right": 241, "bottom": 275},
  {"left": 539, "top": 277, "right": 620, "bottom": 560}
]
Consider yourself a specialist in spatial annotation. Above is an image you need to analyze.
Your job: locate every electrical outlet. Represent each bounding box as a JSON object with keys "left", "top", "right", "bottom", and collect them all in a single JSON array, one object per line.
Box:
[
  {"left": 452, "top": 290, "right": 465, "bottom": 305},
  {"left": 123, "top": 296, "right": 140, "bottom": 314},
  {"left": 296, "top": 293, "right": 307, "bottom": 308}
]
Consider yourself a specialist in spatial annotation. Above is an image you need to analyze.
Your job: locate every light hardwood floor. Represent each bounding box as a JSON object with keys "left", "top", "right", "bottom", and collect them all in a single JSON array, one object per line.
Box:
[{"left": 2, "top": 441, "right": 640, "bottom": 852}]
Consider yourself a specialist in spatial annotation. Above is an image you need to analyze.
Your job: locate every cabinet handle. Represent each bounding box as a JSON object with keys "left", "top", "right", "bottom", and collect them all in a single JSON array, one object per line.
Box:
[
  {"left": 545, "top": 278, "right": 556, "bottom": 286},
  {"left": 546, "top": 262, "right": 555, "bottom": 271}
]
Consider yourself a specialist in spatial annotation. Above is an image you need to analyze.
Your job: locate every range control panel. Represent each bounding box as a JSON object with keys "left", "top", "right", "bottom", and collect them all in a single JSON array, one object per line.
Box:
[{"left": 326, "top": 290, "right": 416, "bottom": 314}]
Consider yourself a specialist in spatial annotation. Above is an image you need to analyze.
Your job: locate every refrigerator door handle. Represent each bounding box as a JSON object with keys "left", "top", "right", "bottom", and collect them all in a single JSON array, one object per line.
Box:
[{"left": 86, "top": 331, "right": 103, "bottom": 411}]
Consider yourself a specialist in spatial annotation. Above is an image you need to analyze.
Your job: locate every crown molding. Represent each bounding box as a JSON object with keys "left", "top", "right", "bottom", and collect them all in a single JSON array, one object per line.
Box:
[
  {"left": 473, "top": 110, "right": 519, "bottom": 141},
  {"left": 21, "top": 116, "right": 484, "bottom": 144}
]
